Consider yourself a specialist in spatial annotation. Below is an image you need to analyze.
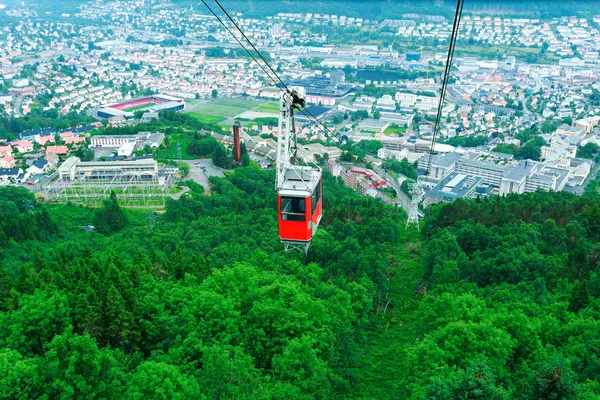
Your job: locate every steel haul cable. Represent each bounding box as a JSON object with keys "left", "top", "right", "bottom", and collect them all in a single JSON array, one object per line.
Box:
[
  {"left": 425, "top": 0, "right": 465, "bottom": 175},
  {"left": 203, "top": 0, "right": 336, "bottom": 139}
]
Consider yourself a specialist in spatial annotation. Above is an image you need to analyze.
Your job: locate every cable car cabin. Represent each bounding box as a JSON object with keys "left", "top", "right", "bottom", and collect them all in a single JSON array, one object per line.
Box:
[{"left": 277, "top": 166, "right": 322, "bottom": 253}]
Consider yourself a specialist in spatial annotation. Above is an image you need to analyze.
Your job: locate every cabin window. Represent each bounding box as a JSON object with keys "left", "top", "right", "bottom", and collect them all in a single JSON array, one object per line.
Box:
[
  {"left": 281, "top": 197, "right": 305, "bottom": 221},
  {"left": 312, "top": 180, "right": 321, "bottom": 215}
]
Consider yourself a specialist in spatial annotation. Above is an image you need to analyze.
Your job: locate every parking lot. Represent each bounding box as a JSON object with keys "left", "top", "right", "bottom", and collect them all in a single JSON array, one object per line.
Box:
[
  {"left": 178, "top": 159, "right": 228, "bottom": 193},
  {"left": 249, "top": 154, "right": 272, "bottom": 169}
]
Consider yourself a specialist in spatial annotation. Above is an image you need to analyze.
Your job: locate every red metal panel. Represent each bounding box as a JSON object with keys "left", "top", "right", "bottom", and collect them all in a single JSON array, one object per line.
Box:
[
  {"left": 311, "top": 179, "right": 322, "bottom": 229},
  {"left": 278, "top": 194, "right": 312, "bottom": 242}
]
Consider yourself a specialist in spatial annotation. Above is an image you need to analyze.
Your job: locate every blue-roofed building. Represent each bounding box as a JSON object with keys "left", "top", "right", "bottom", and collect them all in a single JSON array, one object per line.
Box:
[
  {"left": 0, "top": 167, "right": 22, "bottom": 184},
  {"left": 20, "top": 127, "right": 55, "bottom": 142},
  {"left": 27, "top": 158, "right": 49, "bottom": 175}
]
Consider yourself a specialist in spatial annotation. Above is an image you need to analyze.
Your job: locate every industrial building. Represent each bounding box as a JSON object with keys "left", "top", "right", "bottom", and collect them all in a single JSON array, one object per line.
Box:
[
  {"left": 297, "top": 143, "right": 342, "bottom": 164},
  {"left": 423, "top": 173, "right": 486, "bottom": 206},
  {"left": 499, "top": 160, "right": 569, "bottom": 195},
  {"left": 456, "top": 158, "right": 512, "bottom": 187},
  {"left": 327, "top": 159, "right": 358, "bottom": 189},
  {"left": 91, "top": 132, "right": 165, "bottom": 149},
  {"left": 283, "top": 74, "right": 358, "bottom": 104},
  {"left": 48, "top": 156, "right": 176, "bottom": 206},
  {"left": 417, "top": 152, "right": 571, "bottom": 198}
]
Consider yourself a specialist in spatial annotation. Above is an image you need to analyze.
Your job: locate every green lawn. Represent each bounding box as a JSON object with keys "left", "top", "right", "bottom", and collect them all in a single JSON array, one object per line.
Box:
[
  {"left": 156, "top": 134, "right": 196, "bottom": 160},
  {"left": 192, "top": 98, "right": 264, "bottom": 118},
  {"left": 193, "top": 104, "right": 245, "bottom": 118},
  {"left": 124, "top": 103, "right": 154, "bottom": 112},
  {"left": 384, "top": 125, "right": 407, "bottom": 135},
  {"left": 213, "top": 98, "right": 262, "bottom": 108},
  {"left": 253, "top": 102, "right": 280, "bottom": 113},
  {"left": 188, "top": 113, "right": 227, "bottom": 124}
]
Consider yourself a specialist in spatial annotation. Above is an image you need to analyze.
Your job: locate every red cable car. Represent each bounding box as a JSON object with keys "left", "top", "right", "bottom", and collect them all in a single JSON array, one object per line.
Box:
[
  {"left": 275, "top": 87, "right": 323, "bottom": 253},
  {"left": 278, "top": 168, "right": 322, "bottom": 253}
]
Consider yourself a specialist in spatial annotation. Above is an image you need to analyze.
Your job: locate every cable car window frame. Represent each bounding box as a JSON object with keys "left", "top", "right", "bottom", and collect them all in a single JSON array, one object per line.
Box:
[
  {"left": 280, "top": 197, "right": 306, "bottom": 222},
  {"left": 312, "top": 179, "right": 321, "bottom": 215}
]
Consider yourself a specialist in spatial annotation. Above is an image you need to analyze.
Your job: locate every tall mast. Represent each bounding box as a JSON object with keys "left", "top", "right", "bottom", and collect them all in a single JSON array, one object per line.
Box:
[{"left": 275, "top": 87, "right": 305, "bottom": 190}]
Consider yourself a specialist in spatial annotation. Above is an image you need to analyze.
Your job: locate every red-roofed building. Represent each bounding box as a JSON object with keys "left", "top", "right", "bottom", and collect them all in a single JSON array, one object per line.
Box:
[
  {"left": 0, "top": 156, "right": 15, "bottom": 168},
  {"left": 0, "top": 145, "right": 11, "bottom": 157},
  {"left": 10, "top": 140, "right": 33, "bottom": 153},
  {"left": 45, "top": 145, "right": 69, "bottom": 156},
  {"left": 60, "top": 131, "right": 74, "bottom": 139},
  {"left": 64, "top": 136, "right": 86, "bottom": 145},
  {"left": 39, "top": 135, "right": 55, "bottom": 146}
]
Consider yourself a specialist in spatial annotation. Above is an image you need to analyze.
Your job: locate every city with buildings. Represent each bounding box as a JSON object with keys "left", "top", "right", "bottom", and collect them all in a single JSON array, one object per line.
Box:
[
  {"left": 4, "top": 1, "right": 600, "bottom": 398},
  {"left": 1, "top": 0, "right": 600, "bottom": 209}
]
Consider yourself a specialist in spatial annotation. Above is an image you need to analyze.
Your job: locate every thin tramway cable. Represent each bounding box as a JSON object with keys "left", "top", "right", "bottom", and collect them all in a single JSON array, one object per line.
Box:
[
  {"left": 425, "top": 0, "right": 465, "bottom": 175},
  {"left": 213, "top": 0, "right": 288, "bottom": 91},
  {"left": 200, "top": 3, "right": 323, "bottom": 169},
  {"left": 210, "top": 0, "right": 336, "bottom": 139},
  {"left": 200, "top": 0, "right": 281, "bottom": 85},
  {"left": 201, "top": 0, "right": 330, "bottom": 137}
]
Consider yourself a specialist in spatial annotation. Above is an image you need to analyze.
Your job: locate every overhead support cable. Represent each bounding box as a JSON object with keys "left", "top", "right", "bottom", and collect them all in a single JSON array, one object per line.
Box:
[
  {"left": 203, "top": 0, "right": 336, "bottom": 139},
  {"left": 426, "top": 0, "right": 465, "bottom": 174},
  {"left": 200, "top": 0, "right": 280, "bottom": 85}
]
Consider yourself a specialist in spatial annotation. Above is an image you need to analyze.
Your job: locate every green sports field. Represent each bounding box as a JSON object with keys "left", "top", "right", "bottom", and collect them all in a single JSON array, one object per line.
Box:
[
  {"left": 192, "top": 98, "right": 263, "bottom": 118},
  {"left": 188, "top": 113, "right": 227, "bottom": 124},
  {"left": 253, "top": 102, "right": 279, "bottom": 113}
]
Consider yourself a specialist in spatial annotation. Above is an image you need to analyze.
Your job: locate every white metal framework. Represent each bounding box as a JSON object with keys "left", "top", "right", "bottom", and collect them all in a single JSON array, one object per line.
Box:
[
  {"left": 46, "top": 157, "right": 176, "bottom": 206},
  {"left": 406, "top": 181, "right": 424, "bottom": 230},
  {"left": 276, "top": 87, "right": 322, "bottom": 253}
]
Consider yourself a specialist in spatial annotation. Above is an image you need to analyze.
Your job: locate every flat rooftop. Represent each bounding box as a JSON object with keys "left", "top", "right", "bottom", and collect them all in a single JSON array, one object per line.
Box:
[{"left": 428, "top": 172, "right": 483, "bottom": 202}]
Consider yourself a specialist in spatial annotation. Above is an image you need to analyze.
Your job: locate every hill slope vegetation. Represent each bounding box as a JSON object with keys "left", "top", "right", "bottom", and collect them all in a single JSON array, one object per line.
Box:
[{"left": 0, "top": 169, "right": 600, "bottom": 399}]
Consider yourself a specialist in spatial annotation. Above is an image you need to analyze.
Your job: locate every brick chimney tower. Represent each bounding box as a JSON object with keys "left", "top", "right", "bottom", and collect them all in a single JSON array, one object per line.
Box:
[{"left": 233, "top": 123, "right": 241, "bottom": 163}]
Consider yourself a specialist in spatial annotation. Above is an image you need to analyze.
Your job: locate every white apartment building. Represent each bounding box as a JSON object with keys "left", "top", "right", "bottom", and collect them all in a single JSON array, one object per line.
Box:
[
  {"left": 377, "top": 147, "right": 421, "bottom": 164},
  {"left": 91, "top": 135, "right": 133, "bottom": 148},
  {"left": 500, "top": 160, "right": 569, "bottom": 195},
  {"left": 376, "top": 95, "right": 396, "bottom": 111},
  {"left": 541, "top": 138, "right": 577, "bottom": 162},
  {"left": 456, "top": 159, "right": 512, "bottom": 186}
]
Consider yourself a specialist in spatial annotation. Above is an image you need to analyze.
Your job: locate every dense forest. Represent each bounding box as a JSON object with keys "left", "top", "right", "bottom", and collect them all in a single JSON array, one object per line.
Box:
[{"left": 1, "top": 163, "right": 600, "bottom": 399}]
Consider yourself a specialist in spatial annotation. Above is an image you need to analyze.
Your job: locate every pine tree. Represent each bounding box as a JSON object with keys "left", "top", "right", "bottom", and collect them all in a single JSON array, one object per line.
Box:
[{"left": 94, "top": 192, "right": 127, "bottom": 234}]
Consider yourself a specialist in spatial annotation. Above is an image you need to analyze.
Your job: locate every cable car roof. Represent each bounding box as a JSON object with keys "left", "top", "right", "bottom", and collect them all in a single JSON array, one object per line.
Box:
[{"left": 278, "top": 166, "right": 321, "bottom": 197}]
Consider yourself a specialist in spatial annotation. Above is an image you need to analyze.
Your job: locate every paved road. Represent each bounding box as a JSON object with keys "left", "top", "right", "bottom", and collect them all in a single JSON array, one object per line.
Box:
[
  {"left": 13, "top": 95, "right": 24, "bottom": 117},
  {"left": 178, "top": 158, "right": 229, "bottom": 193},
  {"left": 373, "top": 166, "right": 411, "bottom": 212},
  {"left": 580, "top": 160, "right": 600, "bottom": 195}
]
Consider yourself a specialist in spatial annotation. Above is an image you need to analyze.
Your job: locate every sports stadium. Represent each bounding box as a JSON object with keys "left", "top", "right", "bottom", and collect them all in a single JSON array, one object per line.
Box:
[{"left": 97, "top": 94, "right": 185, "bottom": 119}]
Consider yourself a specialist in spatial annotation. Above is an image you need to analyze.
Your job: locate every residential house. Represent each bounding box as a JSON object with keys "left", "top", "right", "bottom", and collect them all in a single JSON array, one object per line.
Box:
[
  {"left": 45, "top": 146, "right": 69, "bottom": 156},
  {"left": 64, "top": 136, "right": 87, "bottom": 145},
  {"left": 46, "top": 152, "right": 60, "bottom": 169},
  {"left": 0, "top": 145, "right": 11, "bottom": 157},
  {"left": 10, "top": 140, "right": 33, "bottom": 153},
  {"left": 141, "top": 112, "right": 159, "bottom": 122},
  {"left": 0, "top": 156, "right": 15, "bottom": 168},
  {"left": 39, "top": 135, "right": 55, "bottom": 146},
  {"left": 27, "top": 158, "right": 49, "bottom": 175},
  {"left": 0, "top": 168, "right": 22, "bottom": 184}
]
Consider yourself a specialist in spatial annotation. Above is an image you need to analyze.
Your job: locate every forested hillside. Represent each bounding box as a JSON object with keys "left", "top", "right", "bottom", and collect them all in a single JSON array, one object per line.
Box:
[{"left": 1, "top": 167, "right": 600, "bottom": 399}]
